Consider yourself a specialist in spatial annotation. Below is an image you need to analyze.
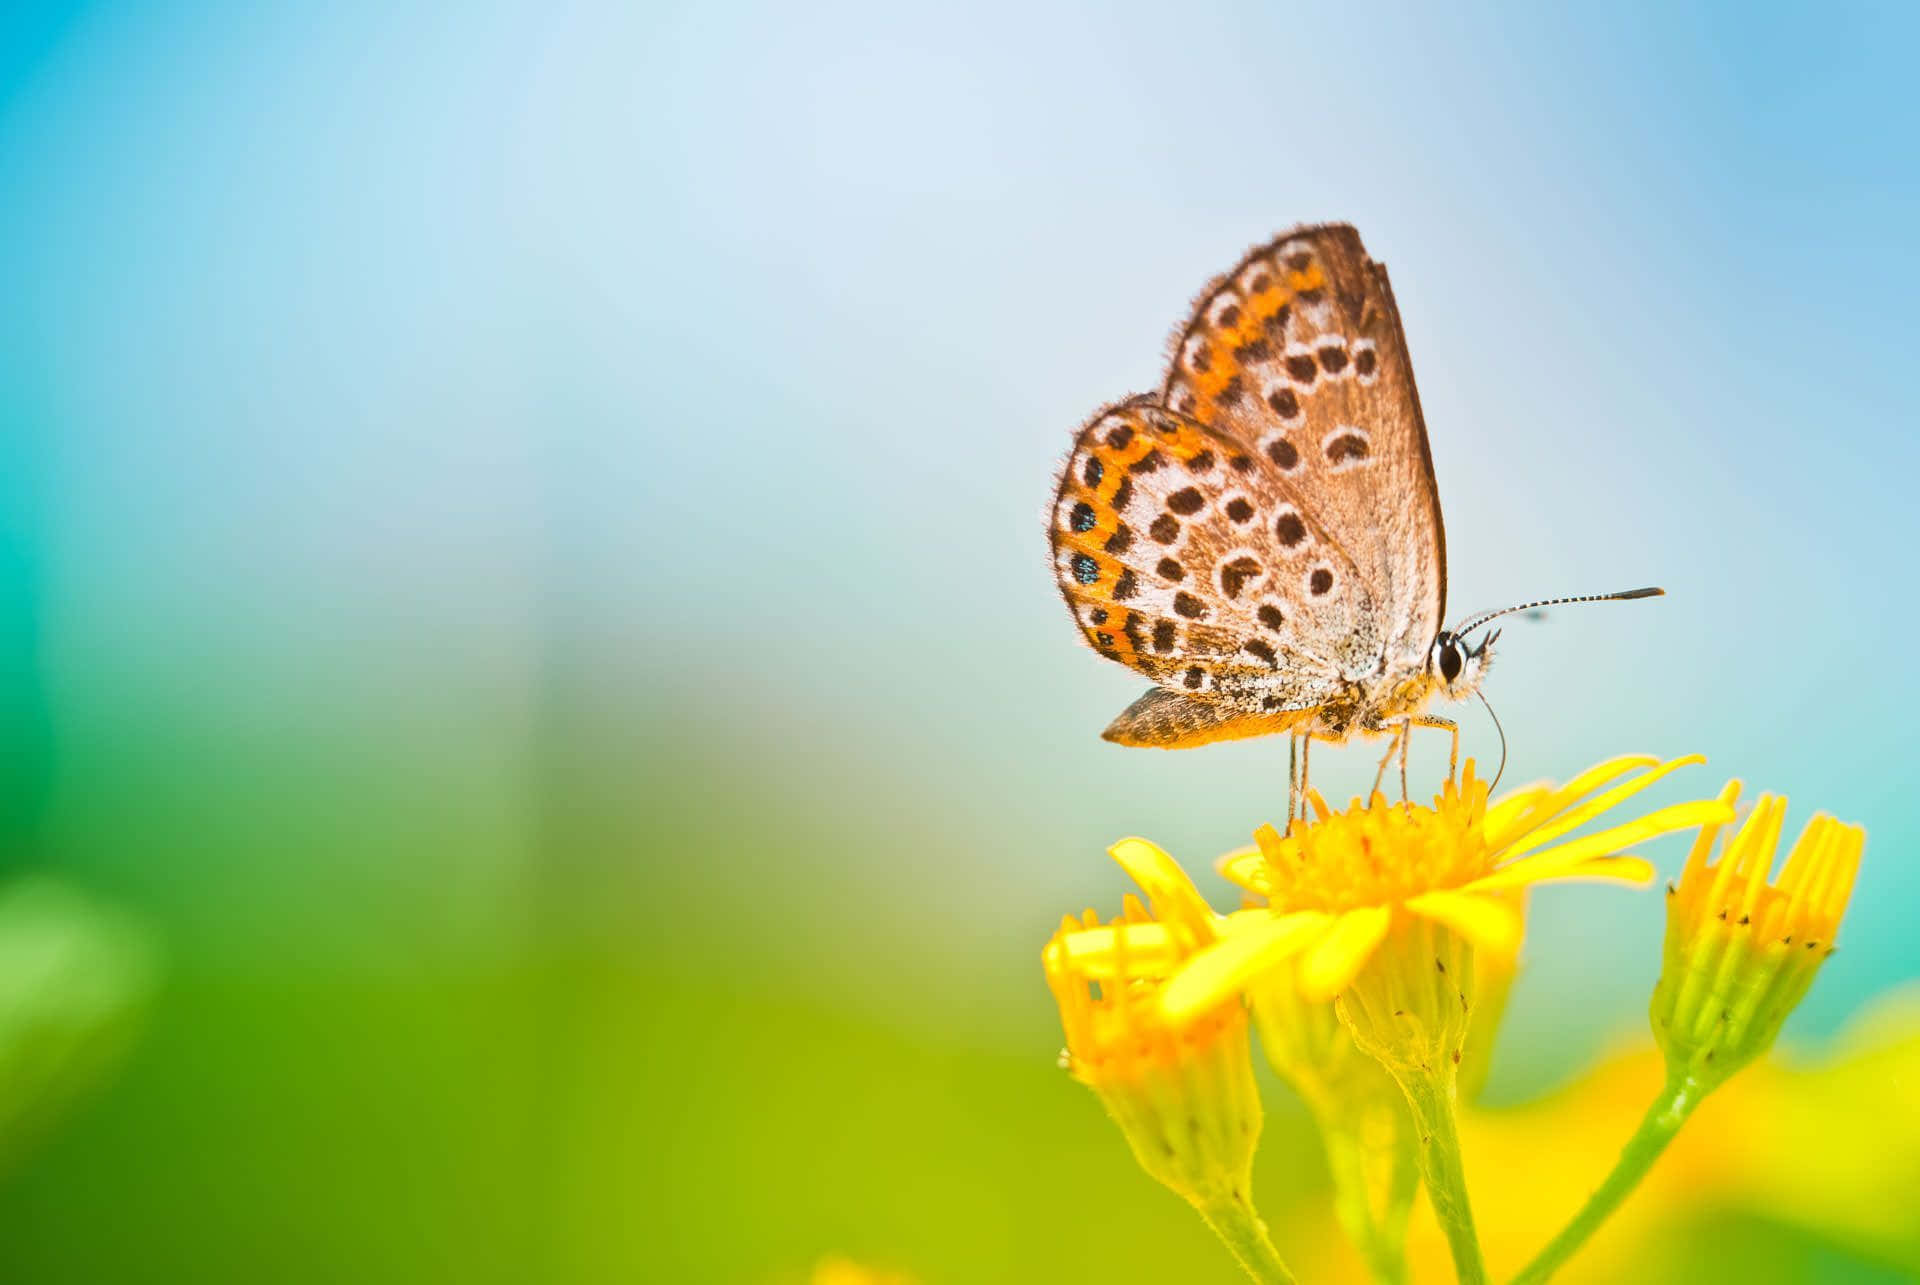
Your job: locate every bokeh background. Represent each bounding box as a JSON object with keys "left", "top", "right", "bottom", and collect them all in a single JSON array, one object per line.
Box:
[{"left": 2, "top": 1, "right": 1917, "bottom": 1281}]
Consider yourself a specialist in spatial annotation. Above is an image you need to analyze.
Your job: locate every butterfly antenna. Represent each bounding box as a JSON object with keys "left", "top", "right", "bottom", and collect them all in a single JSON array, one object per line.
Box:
[
  {"left": 1455, "top": 587, "right": 1664, "bottom": 640},
  {"left": 1477, "top": 690, "right": 1508, "bottom": 793}
]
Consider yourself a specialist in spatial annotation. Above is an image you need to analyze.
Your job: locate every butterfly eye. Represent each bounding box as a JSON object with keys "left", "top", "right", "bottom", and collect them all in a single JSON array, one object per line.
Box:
[{"left": 1437, "top": 638, "right": 1464, "bottom": 683}]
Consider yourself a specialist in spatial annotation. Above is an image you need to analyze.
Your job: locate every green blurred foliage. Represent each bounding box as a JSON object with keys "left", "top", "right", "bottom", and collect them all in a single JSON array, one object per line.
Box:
[{"left": 0, "top": 879, "right": 154, "bottom": 1172}]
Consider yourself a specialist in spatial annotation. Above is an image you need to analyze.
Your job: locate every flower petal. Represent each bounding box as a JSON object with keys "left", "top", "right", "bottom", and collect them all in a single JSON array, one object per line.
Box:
[
  {"left": 1496, "top": 755, "right": 1704, "bottom": 862},
  {"left": 1298, "top": 905, "right": 1392, "bottom": 1002},
  {"left": 1215, "top": 844, "right": 1269, "bottom": 896},
  {"left": 1108, "top": 837, "right": 1219, "bottom": 942},
  {"left": 1468, "top": 798, "right": 1734, "bottom": 893},
  {"left": 1404, "top": 890, "right": 1523, "bottom": 957},
  {"left": 1483, "top": 755, "right": 1659, "bottom": 851},
  {"left": 1056, "top": 921, "right": 1180, "bottom": 978},
  {"left": 1161, "top": 910, "right": 1332, "bottom": 1022},
  {"left": 1555, "top": 855, "right": 1658, "bottom": 885},
  {"left": 1480, "top": 782, "right": 1554, "bottom": 845},
  {"left": 1679, "top": 779, "right": 1744, "bottom": 886}
]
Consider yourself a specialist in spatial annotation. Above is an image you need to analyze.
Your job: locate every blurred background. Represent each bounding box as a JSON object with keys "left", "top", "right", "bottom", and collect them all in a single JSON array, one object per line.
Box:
[{"left": 1, "top": 1, "right": 1917, "bottom": 1281}]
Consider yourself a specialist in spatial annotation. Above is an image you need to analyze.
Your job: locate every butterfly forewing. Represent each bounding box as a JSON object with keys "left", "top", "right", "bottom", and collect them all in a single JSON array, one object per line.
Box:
[{"left": 1161, "top": 225, "right": 1446, "bottom": 670}]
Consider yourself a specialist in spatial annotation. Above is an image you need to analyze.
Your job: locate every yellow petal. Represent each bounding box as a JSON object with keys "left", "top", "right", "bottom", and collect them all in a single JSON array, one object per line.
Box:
[
  {"left": 1108, "top": 837, "right": 1218, "bottom": 942},
  {"left": 1732, "top": 797, "right": 1789, "bottom": 921},
  {"left": 1404, "top": 890, "right": 1523, "bottom": 957},
  {"left": 1298, "top": 905, "right": 1392, "bottom": 1002},
  {"left": 1055, "top": 921, "right": 1180, "bottom": 978},
  {"left": 1555, "top": 855, "right": 1658, "bottom": 885},
  {"left": 1468, "top": 798, "right": 1734, "bottom": 893},
  {"left": 1161, "top": 910, "right": 1332, "bottom": 1022},
  {"left": 1484, "top": 755, "right": 1659, "bottom": 851},
  {"left": 1216, "top": 844, "right": 1269, "bottom": 896},
  {"left": 1679, "top": 779, "right": 1744, "bottom": 885},
  {"left": 1776, "top": 815, "right": 1863, "bottom": 937},
  {"left": 1496, "top": 755, "right": 1704, "bottom": 862},
  {"left": 1480, "top": 782, "right": 1554, "bottom": 844}
]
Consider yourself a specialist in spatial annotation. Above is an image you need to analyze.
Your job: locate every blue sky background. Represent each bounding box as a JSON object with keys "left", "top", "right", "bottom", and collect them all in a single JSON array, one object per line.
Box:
[{"left": 1, "top": 2, "right": 1916, "bottom": 1280}]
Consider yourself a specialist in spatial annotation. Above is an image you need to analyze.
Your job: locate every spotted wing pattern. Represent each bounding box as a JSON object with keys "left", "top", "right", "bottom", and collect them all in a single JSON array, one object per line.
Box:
[
  {"left": 1049, "top": 397, "right": 1350, "bottom": 717},
  {"left": 1161, "top": 224, "right": 1447, "bottom": 669},
  {"left": 1048, "top": 225, "right": 1448, "bottom": 746}
]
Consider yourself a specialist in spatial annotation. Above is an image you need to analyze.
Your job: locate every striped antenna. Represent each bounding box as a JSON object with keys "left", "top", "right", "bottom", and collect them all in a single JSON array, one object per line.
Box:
[{"left": 1455, "top": 587, "right": 1664, "bottom": 639}]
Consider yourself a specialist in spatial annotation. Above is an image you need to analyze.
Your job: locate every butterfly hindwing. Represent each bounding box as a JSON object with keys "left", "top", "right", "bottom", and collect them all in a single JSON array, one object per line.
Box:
[
  {"left": 1160, "top": 224, "right": 1447, "bottom": 670},
  {"left": 1050, "top": 398, "right": 1349, "bottom": 715}
]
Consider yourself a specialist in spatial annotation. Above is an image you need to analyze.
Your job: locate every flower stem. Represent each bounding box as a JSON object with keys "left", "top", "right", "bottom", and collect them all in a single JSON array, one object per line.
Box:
[
  {"left": 1196, "top": 1192, "right": 1298, "bottom": 1285},
  {"left": 1510, "top": 1073, "right": 1703, "bottom": 1285},
  {"left": 1396, "top": 1067, "right": 1487, "bottom": 1285}
]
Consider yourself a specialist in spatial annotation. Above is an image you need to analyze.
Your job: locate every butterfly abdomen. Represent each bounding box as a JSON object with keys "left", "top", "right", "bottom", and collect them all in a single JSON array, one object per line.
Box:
[{"left": 1102, "top": 687, "right": 1310, "bottom": 749}]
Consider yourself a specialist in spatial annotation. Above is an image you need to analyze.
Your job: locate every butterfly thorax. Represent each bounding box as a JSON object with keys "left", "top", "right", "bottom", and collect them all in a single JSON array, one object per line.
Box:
[
  {"left": 1305, "top": 664, "right": 1447, "bottom": 739},
  {"left": 1305, "top": 628, "right": 1492, "bottom": 739}
]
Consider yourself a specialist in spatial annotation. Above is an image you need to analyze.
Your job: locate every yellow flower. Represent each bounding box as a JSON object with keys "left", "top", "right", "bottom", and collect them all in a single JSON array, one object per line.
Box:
[
  {"left": 1044, "top": 840, "right": 1299, "bottom": 1282},
  {"left": 1164, "top": 754, "right": 1730, "bottom": 1026},
  {"left": 1651, "top": 782, "right": 1863, "bottom": 1090},
  {"left": 1043, "top": 837, "right": 1261, "bottom": 1209},
  {"left": 810, "top": 1256, "right": 918, "bottom": 1285}
]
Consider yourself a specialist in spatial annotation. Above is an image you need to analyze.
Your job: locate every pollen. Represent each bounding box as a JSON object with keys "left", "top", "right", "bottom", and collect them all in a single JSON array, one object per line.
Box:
[{"left": 1252, "top": 772, "right": 1497, "bottom": 914}]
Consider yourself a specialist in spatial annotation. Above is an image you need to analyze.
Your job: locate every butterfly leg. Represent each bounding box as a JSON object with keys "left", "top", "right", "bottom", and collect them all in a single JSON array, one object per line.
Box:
[
  {"left": 1399, "top": 716, "right": 1414, "bottom": 809},
  {"left": 1369, "top": 723, "right": 1408, "bottom": 801},
  {"left": 1299, "top": 732, "right": 1313, "bottom": 826},
  {"left": 1409, "top": 715, "right": 1460, "bottom": 787},
  {"left": 1287, "top": 732, "right": 1300, "bottom": 829}
]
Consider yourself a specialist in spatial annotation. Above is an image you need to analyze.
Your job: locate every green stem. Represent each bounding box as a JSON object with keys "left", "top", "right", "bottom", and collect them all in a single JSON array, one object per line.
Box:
[
  {"left": 1510, "top": 1073, "right": 1703, "bottom": 1285},
  {"left": 1196, "top": 1192, "right": 1298, "bottom": 1285},
  {"left": 1397, "top": 1067, "right": 1488, "bottom": 1285}
]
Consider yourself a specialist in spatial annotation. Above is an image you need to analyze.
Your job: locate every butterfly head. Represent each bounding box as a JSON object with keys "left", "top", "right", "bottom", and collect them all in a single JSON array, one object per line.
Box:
[{"left": 1429, "top": 628, "right": 1498, "bottom": 700}]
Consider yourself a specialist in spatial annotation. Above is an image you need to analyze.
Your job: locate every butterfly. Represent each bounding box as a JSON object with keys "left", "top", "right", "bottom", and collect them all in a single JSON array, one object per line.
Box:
[{"left": 1048, "top": 224, "right": 1656, "bottom": 791}]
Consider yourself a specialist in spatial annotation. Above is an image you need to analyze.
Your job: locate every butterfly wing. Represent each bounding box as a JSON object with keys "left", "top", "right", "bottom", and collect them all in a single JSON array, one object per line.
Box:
[
  {"left": 1049, "top": 397, "right": 1352, "bottom": 738},
  {"left": 1161, "top": 224, "right": 1447, "bottom": 671}
]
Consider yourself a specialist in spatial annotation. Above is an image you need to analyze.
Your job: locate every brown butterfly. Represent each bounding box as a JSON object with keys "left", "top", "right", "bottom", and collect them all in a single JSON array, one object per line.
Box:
[{"left": 1048, "top": 224, "right": 1657, "bottom": 798}]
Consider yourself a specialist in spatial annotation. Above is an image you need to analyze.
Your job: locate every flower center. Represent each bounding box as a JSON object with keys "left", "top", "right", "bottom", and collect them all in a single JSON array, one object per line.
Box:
[{"left": 1256, "top": 778, "right": 1497, "bottom": 913}]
